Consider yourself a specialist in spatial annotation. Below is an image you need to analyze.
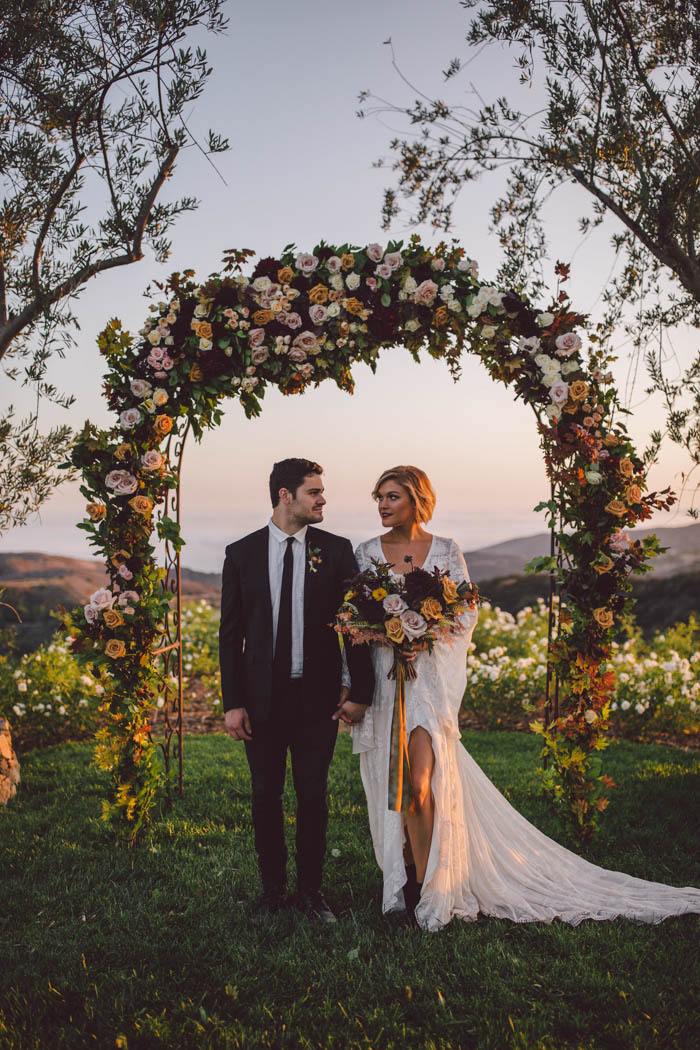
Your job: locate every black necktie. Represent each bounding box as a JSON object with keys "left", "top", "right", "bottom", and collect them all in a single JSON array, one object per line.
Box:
[{"left": 273, "top": 536, "right": 295, "bottom": 682}]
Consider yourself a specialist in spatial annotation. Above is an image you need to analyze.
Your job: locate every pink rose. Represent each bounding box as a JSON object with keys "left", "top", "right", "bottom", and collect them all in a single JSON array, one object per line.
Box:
[
  {"left": 289, "top": 347, "right": 307, "bottom": 363},
  {"left": 161, "top": 354, "right": 174, "bottom": 370},
  {"left": 118, "top": 564, "right": 133, "bottom": 580},
  {"left": 130, "top": 379, "right": 152, "bottom": 398},
  {"left": 400, "top": 609, "right": 428, "bottom": 639},
  {"left": 326, "top": 256, "right": 342, "bottom": 272},
  {"left": 555, "top": 332, "right": 582, "bottom": 357},
  {"left": 367, "top": 243, "right": 384, "bottom": 263},
  {"left": 105, "top": 470, "right": 138, "bottom": 495},
  {"left": 84, "top": 604, "right": 100, "bottom": 624},
  {"left": 141, "top": 450, "right": 164, "bottom": 470},
  {"left": 251, "top": 346, "right": 269, "bottom": 365},
  {"left": 88, "top": 588, "right": 114, "bottom": 611},
  {"left": 384, "top": 251, "right": 403, "bottom": 271},
  {"left": 154, "top": 371, "right": 167, "bottom": 379},
  {"left": 283, "top": 312, "right": 302, "bottom": 330},
  {"left": 549, "top": 379, "right": 569, "bottom": 405},
  {"left": 118, "top": 590, "right": 140, "bottom": 607},
  {"left": 249, "top": 328, "right": 265, "bottom": 346},
  {"left": 295, "top": 253, "right": 318, "bottom": 275},
  {"left": 414, "top": 280, "right": 439, "bottom": 307},
  {"left": 148, "top": 346, "right": 164, "bottom": 362},
  {"left": 119, "top": 408, "right": 141, "bottom": 429},
  {"left": 374, "top": 263, "right": 392, "bottom": 279},
  {"left": 366, "top": 277, "right": 377, "bottom": 291},
  {"left": 309, "top": 304, "right": 327, "bottom": 325},
  {"left": 292, "top": 331, "right": 319, "bottom": 353},
  {"left": 609, "top": 531, "right": 630, "bottom": 558},
  {"left": 383, "top": 593, "right": 407, "bottom": 615}
]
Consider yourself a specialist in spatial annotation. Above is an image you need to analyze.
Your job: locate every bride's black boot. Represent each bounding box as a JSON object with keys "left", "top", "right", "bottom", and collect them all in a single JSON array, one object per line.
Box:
[{"left": 403, "top": 863, "right": 422, "bottom": 922}]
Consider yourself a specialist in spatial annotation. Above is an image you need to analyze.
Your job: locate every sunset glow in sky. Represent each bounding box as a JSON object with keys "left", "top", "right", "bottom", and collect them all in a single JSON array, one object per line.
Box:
[{"left": 2, "top": 0, "right": 694, "bottom": 571}]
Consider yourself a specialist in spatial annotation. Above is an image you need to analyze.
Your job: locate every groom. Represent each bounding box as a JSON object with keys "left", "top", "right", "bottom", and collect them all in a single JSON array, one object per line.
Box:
[{"left": 219, "top": 458, "right": 375, "bottom": 923}]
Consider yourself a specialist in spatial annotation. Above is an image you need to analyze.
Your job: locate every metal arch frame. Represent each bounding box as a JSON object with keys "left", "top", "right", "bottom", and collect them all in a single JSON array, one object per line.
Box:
[{"left": 151, "top": 420, "right": 191, "bottom": 798}]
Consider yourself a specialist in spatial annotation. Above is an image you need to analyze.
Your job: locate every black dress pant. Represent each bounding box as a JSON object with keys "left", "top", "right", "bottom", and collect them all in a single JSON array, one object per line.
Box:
[{"left": 244, "top": 678, "right": 339, "bottom": 893}]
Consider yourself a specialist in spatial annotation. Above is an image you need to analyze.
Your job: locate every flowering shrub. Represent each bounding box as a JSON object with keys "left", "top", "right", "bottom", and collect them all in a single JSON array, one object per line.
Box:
[
  {"left": 0, "top": 636, "right": 104, "bottom": 749},
  {"left": 68, "top": 239, "right": 674, "bottom": 842}
]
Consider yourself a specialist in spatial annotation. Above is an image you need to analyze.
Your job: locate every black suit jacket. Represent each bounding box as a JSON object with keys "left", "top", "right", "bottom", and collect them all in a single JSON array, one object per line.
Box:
[{"left": 219, "top": 525, "right": 375, "bottom": 720}]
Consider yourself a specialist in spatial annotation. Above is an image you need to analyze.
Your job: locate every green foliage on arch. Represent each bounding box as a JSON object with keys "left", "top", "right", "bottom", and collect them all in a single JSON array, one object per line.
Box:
[{"left": 68, "top": 237, "right": 672, "bottom": 842}]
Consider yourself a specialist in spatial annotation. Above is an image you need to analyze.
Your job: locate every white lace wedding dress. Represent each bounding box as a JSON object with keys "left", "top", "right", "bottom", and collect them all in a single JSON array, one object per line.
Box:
[{"left": 352, "top": 534, "right": 700, "bottom": 932}]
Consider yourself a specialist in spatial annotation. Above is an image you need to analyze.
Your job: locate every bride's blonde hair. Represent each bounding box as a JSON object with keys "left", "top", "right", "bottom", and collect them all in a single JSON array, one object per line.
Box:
[{"left": 372, "top": 465, "right": 436, "bottom": 524}]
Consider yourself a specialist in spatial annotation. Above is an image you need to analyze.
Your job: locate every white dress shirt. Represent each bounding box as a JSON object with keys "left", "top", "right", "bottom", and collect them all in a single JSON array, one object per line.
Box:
[{"left": 268, "top": 519, "right": 307, "bottom": 678}]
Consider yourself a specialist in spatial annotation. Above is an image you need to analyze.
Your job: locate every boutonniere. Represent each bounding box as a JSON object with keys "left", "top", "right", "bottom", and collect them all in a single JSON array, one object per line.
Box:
[{"left": 307, "top": 543, "right": 323, "bottom": 573}]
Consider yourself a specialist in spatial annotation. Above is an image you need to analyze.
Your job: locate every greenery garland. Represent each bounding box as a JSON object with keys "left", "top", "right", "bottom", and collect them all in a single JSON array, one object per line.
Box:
[{"left": 67, "top": 238, "right": 673, "bottom": 843}]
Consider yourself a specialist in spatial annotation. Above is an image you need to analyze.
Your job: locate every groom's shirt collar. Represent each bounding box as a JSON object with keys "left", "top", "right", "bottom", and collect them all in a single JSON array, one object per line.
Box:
[{"left": 267, "top": 519, "right": 308, "bottom": 545}]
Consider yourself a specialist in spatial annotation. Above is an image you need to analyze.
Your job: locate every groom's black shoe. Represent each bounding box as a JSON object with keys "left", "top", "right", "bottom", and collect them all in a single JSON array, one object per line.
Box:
[
  {"left": 296, "top": 889, "right": 338, "bottom": 925},
  {"left": 252, "top": 885, "right": 287, "bottom": 916}
]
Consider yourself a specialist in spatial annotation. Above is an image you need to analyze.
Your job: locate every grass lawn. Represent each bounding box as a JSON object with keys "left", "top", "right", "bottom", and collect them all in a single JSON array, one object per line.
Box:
[{"left": 1, "top": 731, "right": 699, "bottom": 1050}]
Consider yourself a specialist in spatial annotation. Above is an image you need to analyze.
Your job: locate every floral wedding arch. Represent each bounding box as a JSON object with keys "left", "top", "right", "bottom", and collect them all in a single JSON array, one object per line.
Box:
[{"left": 67, "top": 238, "right": 672, "bottom": 843}]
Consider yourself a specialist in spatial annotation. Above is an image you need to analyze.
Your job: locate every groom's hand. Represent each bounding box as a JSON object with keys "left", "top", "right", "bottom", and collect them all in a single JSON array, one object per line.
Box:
[
  {"left": 333, "top": 691, "right": 367, "bottom": 726},
  {"left": 225, "top": 707, "right": 252, "bottom": 741}
]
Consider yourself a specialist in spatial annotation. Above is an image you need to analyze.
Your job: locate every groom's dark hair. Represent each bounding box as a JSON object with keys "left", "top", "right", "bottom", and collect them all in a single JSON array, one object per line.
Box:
[{"left": 269, "top": 458, "right": 324, "bottom": 507}]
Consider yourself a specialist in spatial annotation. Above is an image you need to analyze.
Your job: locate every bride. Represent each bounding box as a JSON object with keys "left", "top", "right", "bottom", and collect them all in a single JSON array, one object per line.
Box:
[{"left": 351, "top": 465, "right": 700, "bottom": 932}]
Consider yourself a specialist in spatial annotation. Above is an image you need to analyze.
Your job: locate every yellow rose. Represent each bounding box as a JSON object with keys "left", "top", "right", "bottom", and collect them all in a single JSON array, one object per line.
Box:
[
  {"left": 626, "top": 484, "right": 642, "bottom": 504},
  {"left": 154, "top": 414, "right": 173, "bottom": 436},
  {"left": 385, "top": 617, "right": 405, "bottom": 645},
  {"left": 278, "top": 266, "right": 295, "bottom": 284},
  {"left": 189, "top": 363, "right": 203, "bottom": 382},
  {"left": 605, "top": 499, "right": 627, "bottom": 517},
  {"left": 129, "top": 495, "right": 154, "bottom": 517},
  {"left": 344, "top": 297, "right": 364, "bottom": 316},
  {"left": 593, "top": 607, "right": 614, "bottom": 629},
  {"left": 619, "top": 458, "right": 634, "bottom": 477},
  {"left": 341, "top": 253, "right": 355, "bottom": 271},
  {"left": 105, "top": 639, "right": 126, "bottom": 659},
  {"left": 86, "top": 503, "right": 106, "bottom": 522},
  {"left": 442, "top": 577, "right": 459, "bottom": 603},
  {"left": 569, "top": 380, "right": 589, "bottom": 401},
  {"left": 308, "top": 283, "right": 329, "bottom": 305},
  {"left": 372, "top": 587, "right": 388, "bottom": 601},
  {"left": 593, "top": 556, "right": 614, "bottom": 574},
  {"left": 421, "top": 597, "right": 443, "bottom": 621},
  {"left": 433, "top": 305, "right": 449, "bottom": 327},
  {"left": 252, "top": 309, "right": 273, "bottom": 326},
  {"left": 103, "top": 609, "right": 125, "bottom": 629},
  {"left": 113, "top": 443, "right": 131, "bottom": 461}
]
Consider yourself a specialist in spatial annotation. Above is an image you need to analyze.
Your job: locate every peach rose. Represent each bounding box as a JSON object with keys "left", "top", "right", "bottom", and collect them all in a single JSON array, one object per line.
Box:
[
  {"left": 593, "top": 555, "right": 614, "bottom": 574},
  {"left": 344, "top": 297, "right": 364, "bottom": 316},
  {"left": 414, "top": 280, "right": 439, "bottom": 307},
  {"left": 442, "top": 577, "right": 459, "bottom": 603},
  {"left": 103, "top": 609, "right": 125, "bottom": 629},
  {"left": 278, "top": 266, "right": 295, "bottom": 284},
  {"left": 603, "top": 434, "right": 619, "bottom": 447},
  {"left": 569, "top": 380, "right": 589, "bottom": 401},
  {"left": 385, "top": 617, "right": 405, "bottom": 645},
  {"left": 593, "top": 607, "right": 614, "bottom": 629},
  {"left": 105, "top": 639, "right": 126, "bottom": 659},
  {"left": 421, "top": 597, "right": 443, "bottom": 621},
  {"left": 340, "top": 253, "right": 355, "bottom": 271},
  {"left": 619, "top": 458, "right": 634, "bottom": 477},
  {"left": 626, "top": 484, "right": 642, "bottom": 504},
  {"left": 86, "top": 503, "right": 106, "bottom": 522},
  {"left": 195, "top": 321, "right": 213, "bottom": 340},
  {"left": 129, "top": 495, "right": 154, "bottom": 517},
  {"left": 252, "top": 309, "right": 273, "bottom": 326},
  {"left": 154, "top": 414, "right": 173, "bottom": 436},
  {"left": 605, "top": 499, "right": 627, "bottom": 517},
  {"left": 308, "top": 283, "right": 329, "bottom": 305}
]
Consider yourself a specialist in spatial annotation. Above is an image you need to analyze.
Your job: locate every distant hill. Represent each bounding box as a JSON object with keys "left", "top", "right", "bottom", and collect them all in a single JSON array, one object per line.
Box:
[{"left": 465, "top": 522, "right": 700, "bottom": 581}]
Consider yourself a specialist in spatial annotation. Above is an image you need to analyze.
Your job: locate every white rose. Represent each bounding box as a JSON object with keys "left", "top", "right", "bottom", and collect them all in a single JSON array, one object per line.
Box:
[
  {"left": 403, "top": 276, "right": 417, "bottom": 295},
  {"left": 326, "top": 301, "right": 341, "bottom": 318},
  {"left": 147, "top": 330, "right": 161, "bottom": 345},
  {"left": 384, "top": 251, "right": 403, "bottom": 270},
  {"left": 481, "top": 325, "right": 497, "bottom": 339},
  {"left": 585, "top": 470, "right": 602, "bottom": 484},
  {"left": 130, "top": 379, "right": 152, "bottom": 398},
  {"left": 326, "top": 255, "right": 342, "bottom": 273},
  {"left": 439, "top": 284, "right": 454, "bottom": 302},
  {"left": 241, "top": 376, "right": 259, "bottom": 393},
  {"left": 295, "top": 252, "right": 319, "bottom": 274},
  {"left": 383, "top": 593, "right": 407, "bottom": 615},
  {"left": 84, "top": 604, "right": 100, "bottom": 624},
  {"left": 545, "top": 404, "right": 562, "bottom": 423},
  {"left": 400, "top": 609, "right": 428, "bottom": 639},
  {"left": 329, "top": 273, "right": 344, "bottom": 291},
  {"left": 517, "top": 336, "right": 541, "bottom": 355},
  {"left": 89, "top": 588, "right": 114, "bottom": 611},
  {"left": 447, "top": 299, "right": 462, "bottom": 313},
  {"left": 119, "top": 408, "right": 141, "bottom": 429},
  {"left": 153, "top": 388, "right": 168, "bottom": 407},
  {"left": 561, "top": 360, "right": 579, "bottom": 375},
  {"left": 457, "top": 257, "right": 478, "bottom": 277},
  {"left": 252, "top": 276, "right": 272, "bottom": 292},
  {"left": 584, "top": 709, "right": 597, "bottom": 724},
  {"left": 366, "top": 243, "right": 384, "bottom": 262},
  {"left": 549, "top": 379, "right": 569, "bottom": 405},
  {"left": 194, "top": 302, "right": 209, "bottom": 318},
  {"left": 535, "top": 312, "right": 555, "bottom": 327},
  {"left": 345, "top": 272, "right": 360, "bottom": 291},
  {"left": 199, "top": 337, "right": 213, "bottom": 351},
  {"left": 620, "top": 700, "right": 630, "bottom": 710}
]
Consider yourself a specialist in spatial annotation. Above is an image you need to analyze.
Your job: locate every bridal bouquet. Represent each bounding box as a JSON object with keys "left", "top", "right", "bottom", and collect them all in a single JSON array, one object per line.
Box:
[{"left": 335, "top": 559, "right": 479, "bottom": 812}]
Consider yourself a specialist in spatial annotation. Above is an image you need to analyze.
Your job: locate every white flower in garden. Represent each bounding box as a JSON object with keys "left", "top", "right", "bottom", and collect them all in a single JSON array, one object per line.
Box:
[
  {"left": 585, "top": 470, "right": 603, "bottom": 484},
  {"left": 251, "top": 346, "right": 269, "bottom": 365},
  {"left": 119, "top": 408, "right": 141, "bottom": 429},
  {"left": 17, "top": 682, "right": 27, "bottom": 692},
  {"left": 383, "top": 593, "right": 407, "bottom": 615},
  {"left": 555, "top": 332, "right": 582, "bottom": 357},
  {"left": 367, "top": 243, "right": 384, "bottom": 263},
  {"left": 517, "top": 336, "right": 541, "bottom": 355},
  {"left": 345, "top": 272, "right": 360, "bottom": 291},
  {"left": 130, "top": 379, "right": 152, "bottom": 398},
  {"left": 58, "top": 706, "right": 66, "bottom": 715},
  {"left": 439, "top": 284, "right": 454, "bottom": 302},
  {"left": 535, "top": 312, "right": 555, "bottom": 327}
]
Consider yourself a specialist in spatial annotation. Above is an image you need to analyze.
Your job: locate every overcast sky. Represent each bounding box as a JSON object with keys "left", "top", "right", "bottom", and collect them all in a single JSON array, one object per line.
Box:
[{"left": 2, "top": 0, "right": 694, "bottom": 571}]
